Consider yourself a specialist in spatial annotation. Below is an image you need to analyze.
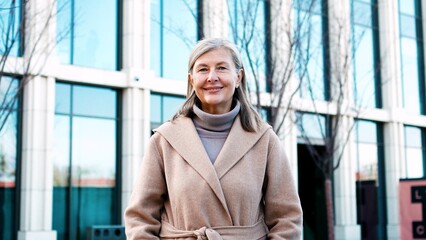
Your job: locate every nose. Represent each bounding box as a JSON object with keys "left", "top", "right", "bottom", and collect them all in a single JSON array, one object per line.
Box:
[{"left": 207, "top": 70, "right": 219, "bottom": 82}]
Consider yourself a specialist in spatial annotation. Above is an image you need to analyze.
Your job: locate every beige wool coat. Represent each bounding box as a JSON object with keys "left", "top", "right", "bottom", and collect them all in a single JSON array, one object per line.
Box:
[{"left": 124, "top": 115, "right": 303, "bottom": 239}]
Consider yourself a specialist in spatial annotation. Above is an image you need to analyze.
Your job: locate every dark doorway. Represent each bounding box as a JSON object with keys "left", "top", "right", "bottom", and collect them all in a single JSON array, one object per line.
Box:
[{"left": 297, "top": 144, "right": 328, "bottom": 240}]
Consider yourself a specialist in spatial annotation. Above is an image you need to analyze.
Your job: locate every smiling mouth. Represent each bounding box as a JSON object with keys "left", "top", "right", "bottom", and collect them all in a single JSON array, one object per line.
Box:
[{"left": 204, "top": 87, "right": 223, "bottom": 92}]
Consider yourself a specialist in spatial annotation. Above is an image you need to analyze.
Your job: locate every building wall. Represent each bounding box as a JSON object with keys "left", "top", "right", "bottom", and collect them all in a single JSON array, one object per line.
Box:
[{"left": 0, "top": 0, "right": 425, "bottom": 239}]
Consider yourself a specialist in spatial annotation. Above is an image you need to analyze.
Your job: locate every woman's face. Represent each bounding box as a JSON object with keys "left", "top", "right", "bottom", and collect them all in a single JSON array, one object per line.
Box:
[{"left": 189, "top": 48, "right": 242, "bottom": 114}]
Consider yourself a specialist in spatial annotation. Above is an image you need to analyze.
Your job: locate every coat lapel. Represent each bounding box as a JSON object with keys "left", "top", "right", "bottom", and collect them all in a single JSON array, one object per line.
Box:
[
  {"left": 214, "top": 116, "right": 271, "bottom": 179},
  {"left": 155, "top": 117, "right": 232, "bottom": 218}
]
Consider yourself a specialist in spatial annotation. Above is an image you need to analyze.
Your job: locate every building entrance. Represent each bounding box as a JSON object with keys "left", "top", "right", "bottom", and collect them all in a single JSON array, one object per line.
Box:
[{"left": 297, "top": 144, "right": 328, "bottom": 240}]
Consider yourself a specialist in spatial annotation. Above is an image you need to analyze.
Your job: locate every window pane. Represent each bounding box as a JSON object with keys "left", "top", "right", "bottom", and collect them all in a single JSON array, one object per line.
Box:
[
  {"left": 150, "top": 0, "right": 161, "bottom": 75},
  {"left": 73, "top": 85, "right": 117, "bottom": 118},
  {"left": 228, "top": 0, "right": 267, "bottom": 92},
  {"left": 0, "top": 0, "right": 21, "bottom": 56},
  {"left": 295, "top": 5, "right": 326, "bottom": 101},
  {"left": 357, "top": 120, "right": 377, "bottom": 143},
  {"left": 296, "top": 113, "right": 326, "bottom": 140},
  {"left": 0, "top": 77, "right": 18, "bottom": 111},
  {"left": 151, "top": 0, "right": 198, "bottom": 80},
  {"left": 52, "top": 115, "right": 70, "bottom": 240},
  {"left": 399, "top": 0, "right": 415, "bottom": 15},
  {"left": 356, "top": 143, "right": 378, "bottom": 180},
  {"left": 0, "top": 78, "right": 18, "bottom": 240},
  {"left": 400, "top": 37, "right": 421, "bottom": 114},
  {"left": 405, "top": 126, "right": 422, "bottom": 147},
  {"left": 400, "top": 15, "right": 416, "bottom": 38},
  {"left": 353, "top": 1, "right": 372, "bottom": 27},
  {"left": 53, "top": 115, "right": 71, "bottom": 186},
  {"left": 72, "top": 117, "right": 116, "bottom": 187},
  {"left": 163, "top": 96, "right": 184, "bottom": 121},
  {"left": 150, "top": 94, "right": 162, "bottom": 124},
  {"left": 353, "top": 26, "right": 376, "bottom": 108},
  {"left": 355, "top": 120, "right": 379, "bottom": 181},
  {"left": 56, "top": 0, "right": 72, "bottom": 64},
  {"left": 55, "top": 83, "right": 71, "bottom": 114},
  {"left": 73, "top": 0, "right": 118, "bottom": 70},
  {"left": 406, "top": 148, "right": 423, "bottom": 178}
]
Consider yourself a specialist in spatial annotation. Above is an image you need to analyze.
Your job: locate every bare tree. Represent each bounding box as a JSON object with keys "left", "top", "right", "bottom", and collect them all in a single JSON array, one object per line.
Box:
[
  {"left": 0, "top": 0, "right": 63, "bottom": 132},
  {"left": 154, "top": 0, "right": 381, "bottom": 239},
  {"left": 228, "top": 1, "right": 382, "bottom": 240}
]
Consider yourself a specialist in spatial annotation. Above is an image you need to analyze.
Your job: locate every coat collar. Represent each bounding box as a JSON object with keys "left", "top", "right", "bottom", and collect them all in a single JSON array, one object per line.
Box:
[{"left": 154, "top": 115, "right": 271, "bottom": 220}]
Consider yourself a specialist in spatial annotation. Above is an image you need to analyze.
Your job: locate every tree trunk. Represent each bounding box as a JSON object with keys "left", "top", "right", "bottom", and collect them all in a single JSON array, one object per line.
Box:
[{"left": 325, "top": 178, "right": 335, "bottom": 240}]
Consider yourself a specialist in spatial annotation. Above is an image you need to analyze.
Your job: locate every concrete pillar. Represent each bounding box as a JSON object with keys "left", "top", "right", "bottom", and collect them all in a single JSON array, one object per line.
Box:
[
  {"left": 121, "top": 87, "right": 151, "bottom": 221},
  {"left": 378, "top": 0, "right": 402, "bottom": 238},
  {"left": 18, "top": 0, "right": 57, "bottom": 238},
  {"left": 121, "top": 0, "right": 152, "bottom": 221},
  {"left": 333, "top": 117, "right": 361, "bottom": 240},
  {"left": 19, "top": 76, "right": 56, "bottom": 240},
  {"left": 328, "top": 0, "right": 361, "bottom": 239},
  {"left": 203, "top": 0, "right": 228, "bottom": 38}
]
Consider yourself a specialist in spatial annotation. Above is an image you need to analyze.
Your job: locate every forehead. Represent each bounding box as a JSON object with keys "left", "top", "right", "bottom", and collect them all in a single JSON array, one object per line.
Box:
[{"left": 194, "top": 48, "right": 234, "bottom": 66}]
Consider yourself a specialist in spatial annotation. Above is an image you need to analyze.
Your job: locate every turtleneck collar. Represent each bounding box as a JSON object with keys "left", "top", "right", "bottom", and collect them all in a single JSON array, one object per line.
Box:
[{"left": 193, "top": 101, "right": 241, "bottom": 132}]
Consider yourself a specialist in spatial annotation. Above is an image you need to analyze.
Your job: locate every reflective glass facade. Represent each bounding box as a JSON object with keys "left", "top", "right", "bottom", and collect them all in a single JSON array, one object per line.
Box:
[
  {"left": 0, "top": 77, "right": 19, "bottom": 240},
  {"left": 351, "top": 0, "right": 381, "bottom": 108},
  {"left": 150, "top": 0, "right": 199, "bottom": 80},
  {"left": 294, "top": 0, "right": 328, "bottom": 101},
  {"left": 354, "top": 120, "right": 386, "bottom": 240},
  {"left": 296, "top": 112, "right": 327, "bottom": 142},
  {"left": 53, "top": 83, "right": 120, "bottom": 240},
  {"left": 0, "top": 0, "right": 21, "bottom": 56},
  {"left": 403, "top": 126, "right": 425, "bottom": 178},
  {"left": 150, "top": 93, "right": 185, "bottom": 130},
  {"left": 228, "top": 0, "right": 268, "bottom": 92},
  {"left": 56, "top": 0, "right": 119, "bottom": 70},
  {"left": 398, "top": 0, "right": 425, "bottom": 114}
]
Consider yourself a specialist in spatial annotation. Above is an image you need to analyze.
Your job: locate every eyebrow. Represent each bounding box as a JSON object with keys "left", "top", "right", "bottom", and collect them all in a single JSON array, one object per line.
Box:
[{"left": 194, "top": 61, "right": 232, "bottom": 68}]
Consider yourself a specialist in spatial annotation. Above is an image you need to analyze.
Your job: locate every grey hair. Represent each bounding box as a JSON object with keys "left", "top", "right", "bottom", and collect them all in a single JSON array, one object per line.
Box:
[{"left": 173, "top": 38, "right": 262, "bottom": 132}]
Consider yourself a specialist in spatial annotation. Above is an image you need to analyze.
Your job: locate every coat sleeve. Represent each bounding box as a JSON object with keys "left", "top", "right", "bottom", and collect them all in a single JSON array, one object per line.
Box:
[
  {"left": 124, "top": 133, "right": 167, "bottom": 239},
  {"left": 263, "top": 131, "right": 303, "bottom": 239}
]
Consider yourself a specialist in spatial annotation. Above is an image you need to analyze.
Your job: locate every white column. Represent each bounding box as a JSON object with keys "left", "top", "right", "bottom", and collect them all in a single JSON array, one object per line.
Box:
[
  {"left": 383, "top": 122, "right": 403, "bottom": 240},
  {"left": 333, "top": 118, "right": 361, "bottom": 240},
  {"left": 378, "top": 0, "right": 402, "bottom": 239},
  {"left": 18, "top": 0, "right": 57, "bottom": 238},
  {"left": 328, "top": 0, "right": 361, "bottom": 238},
  {"left": 121, "top": 87, "right": 151, "bottom": 221},
  {"left": 203, "top": 0, "right": 228, "bottom": 38},
  {"left": 121, "top": 0, "right": 152, "bottom": 221},
  {"left": 18, "top": 76, "right": 56, "bottom": 240}
]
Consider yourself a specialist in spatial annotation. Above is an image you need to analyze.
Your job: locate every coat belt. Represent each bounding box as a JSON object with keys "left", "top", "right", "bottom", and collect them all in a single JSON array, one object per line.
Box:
[{"left": 159, "top": 219, "right": 268, "bottom": 240}]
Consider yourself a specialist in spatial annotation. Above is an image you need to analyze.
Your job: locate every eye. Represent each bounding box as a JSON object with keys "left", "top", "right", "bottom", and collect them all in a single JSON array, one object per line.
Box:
[
  {"left": 197, "top": 68, "right": 208, "bottom": 73},
  {"left": 217, "top": 66, "right": 228, "bottom": 71}
]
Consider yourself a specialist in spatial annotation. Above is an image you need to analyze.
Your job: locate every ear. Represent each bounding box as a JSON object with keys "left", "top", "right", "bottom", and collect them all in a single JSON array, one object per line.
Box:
[
  {"left": 236, "top": 68, "right": 243, "bottom": 86},
  {"left": 188, "top": 73, "right": 193, "bottom": 86}
]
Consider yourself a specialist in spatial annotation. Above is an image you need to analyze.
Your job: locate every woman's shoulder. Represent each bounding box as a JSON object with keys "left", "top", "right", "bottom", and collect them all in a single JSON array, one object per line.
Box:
[{"left": 153, "top": 116, "right": 191, "bottom": 133}]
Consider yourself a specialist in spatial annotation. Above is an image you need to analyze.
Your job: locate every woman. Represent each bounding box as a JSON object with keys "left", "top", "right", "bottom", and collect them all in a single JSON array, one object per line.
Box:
[{"left": 124, "top": 38, "right": 302, "bottom": 239}]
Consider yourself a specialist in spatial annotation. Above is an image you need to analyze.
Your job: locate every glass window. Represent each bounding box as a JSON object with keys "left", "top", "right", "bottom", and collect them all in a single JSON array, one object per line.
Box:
[
  {"left": 150, "top": 0, "right": 199, "bottom": 80},
  {"left": 0, "top": 0, "right": 21, "bottom": 56},
  {"left": 355, "top": 121, "right": 378, "bottom": 180},
  {"left": 355, "top": 120, "right": 387, "bottom": 239},
  {"left": 404, "top": 126, "right": 425, "bottom": 178},
  {"left": 296, "top": 112, "right": 327, "bottom": 142},
  {"left": 56, "top": 0, "right": 119, "bottom": 70},
  {"left": 294, "top": 0, "right": 328, "bottom": 101},
  {"left": 0, "top": 77, "right": 19, "bottom": 240},
  {"left": 399, "top": 0, "right": 425, "bottom": 115},
  {"left": 150, "top": 93, "right": 185, "bottom": 130},
  {"left": 53, "top": 83, "right": 120, "bottom": 240},
  {"left": 228, "top": 0, "right": 268, "bottom": 92},
  {"left": 351, "top": 0, "right": 381, "bottom": 108}
]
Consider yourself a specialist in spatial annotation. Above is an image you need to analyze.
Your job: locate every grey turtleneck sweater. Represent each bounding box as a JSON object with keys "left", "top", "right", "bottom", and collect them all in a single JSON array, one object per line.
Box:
[{"left": 192, "top": 101, "right": 241, "bottom": 164}]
